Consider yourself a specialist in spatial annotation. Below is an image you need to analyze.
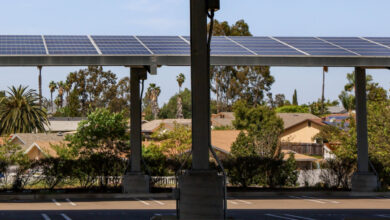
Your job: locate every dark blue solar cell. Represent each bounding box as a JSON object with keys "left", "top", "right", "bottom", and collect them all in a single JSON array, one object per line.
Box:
[
  {"left": 274, "top": 37, "right": 357, "bottom": 56},
  {"left": 92, "top": 36, "right": 151, "bottom": 55},
  {"left": 183, "top": 36, "right": 253, "bottom": 55},
  {"left": 44, "top": 35, "right": 98, "bottom": 55},
  {"left": 137, "top": 36, "right": 189, "bottom": 55},
  {"left": 229, "top": 36, "right": 305, "bottom": 56},
  {"left": 320, "top": 37, "right": 390, "bottom": 56},
  {"left": 365, "top": 37, "right": 390, "bottom": 48},
  {"left": 0, "top": 35, "right": 46, "bottom": 55}
]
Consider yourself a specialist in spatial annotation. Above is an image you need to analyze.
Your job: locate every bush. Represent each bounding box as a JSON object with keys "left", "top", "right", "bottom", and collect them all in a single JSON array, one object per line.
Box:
[{"left": 224, "top": 154, "right": 298, "bottom": 188}]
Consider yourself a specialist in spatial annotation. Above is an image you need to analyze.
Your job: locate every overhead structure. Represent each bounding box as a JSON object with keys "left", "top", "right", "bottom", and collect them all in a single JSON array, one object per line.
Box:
[{"left": 1, "top": 35, "right": 390, "bottom": 67}]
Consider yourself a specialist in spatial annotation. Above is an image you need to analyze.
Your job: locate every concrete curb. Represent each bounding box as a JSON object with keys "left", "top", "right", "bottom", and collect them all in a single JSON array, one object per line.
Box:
[
  {"left": 0, "top": 191, "right": 389, "bottom": 200},
  {"left": 0, "top": 192, "right": 174, "bottom": 201}
]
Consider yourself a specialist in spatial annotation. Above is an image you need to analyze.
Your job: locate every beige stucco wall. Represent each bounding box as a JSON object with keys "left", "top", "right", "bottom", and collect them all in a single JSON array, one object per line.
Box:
[
  {"left": 280, "top": 121, "right": 321, "bottom": 143},
  {"left": 26, "top": 146, "right": 45, "bottom": 160}
]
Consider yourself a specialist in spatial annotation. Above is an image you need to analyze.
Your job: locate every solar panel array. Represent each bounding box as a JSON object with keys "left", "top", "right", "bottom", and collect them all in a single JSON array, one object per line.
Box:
[
  {"left": 0, "top": 35, "right": 46, "bottom": 55},
  {"left": 1, "top": 35, "right": 390, "bottom": 56}
]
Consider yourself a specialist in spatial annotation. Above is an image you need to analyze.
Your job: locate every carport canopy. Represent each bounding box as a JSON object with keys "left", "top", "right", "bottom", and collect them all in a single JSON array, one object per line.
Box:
[{"left": 0, "top": 35, "right": 390, "bottom": 67}]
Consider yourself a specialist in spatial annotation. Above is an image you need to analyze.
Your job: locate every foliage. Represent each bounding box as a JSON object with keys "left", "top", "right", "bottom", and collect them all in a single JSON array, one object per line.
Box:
[
  {"left": 275, "top": 105, "right": 309, "bottom": 113},
  {"left": 210, "top": 20, "right": 274, "bottom": 112},
  {"left": 233, "top": 100, "right": 284, "bottom": 158},
  {"left": 338, "top": 72, "right": 388, "bottom": 111},
  {"left": 158, "top": 123, "right": 192, "bottom": 162},
  {"left": 292, "top": 89, "right": 298, "bottom": 105},
  {"left": 0, "top": 85, "right": 49, "bottom": 135},
  {"left": 52, "top": 66, "right": 130, "bottom": 116},
  {"left": 228, "top": 100, "right": 297, "bottom": 188},
  {"left": 142, "top": 144, "right": 169, "bottom": 176},
  {"left": 143, "top": 83, "right": 161, "bottom": 121},
  {"left": 67, "top": 108, "right": 129, "bottom": 156},
  {"left": 307, "top": 99, "right": 339, "bottom": 116},
  {"left": 159, "top": 88, "right": 191, "bottom": 119}
]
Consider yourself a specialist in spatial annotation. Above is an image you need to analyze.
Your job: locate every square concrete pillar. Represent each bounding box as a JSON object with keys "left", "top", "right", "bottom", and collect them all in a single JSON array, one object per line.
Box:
[
  {"left": 178, "top": 170, "right": 224, "bottom": 220},
  {"left": 351, "top": 172, "right": 378, "bottom": 192},
  {"left": 122, "top": 173, "right": 150, "bottom": 193}
]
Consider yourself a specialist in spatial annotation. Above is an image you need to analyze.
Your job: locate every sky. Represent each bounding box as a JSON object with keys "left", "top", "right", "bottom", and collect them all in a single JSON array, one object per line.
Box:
[{"left": 1, "top": 0, "right": 390, "bottom": 106}]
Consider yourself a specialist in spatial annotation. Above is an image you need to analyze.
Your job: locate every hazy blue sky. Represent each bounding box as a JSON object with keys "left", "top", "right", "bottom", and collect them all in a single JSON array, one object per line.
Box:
[{"left": 1, "top": 0, "right": 390, "bottom": 105}]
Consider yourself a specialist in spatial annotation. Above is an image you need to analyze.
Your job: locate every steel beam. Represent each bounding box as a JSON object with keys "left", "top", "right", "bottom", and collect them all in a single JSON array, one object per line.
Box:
[
  {"left": 190, "top": 0, "right": 210, "bottom": 170},
  {"left": 351, "top": 67, "right": 378, "bottom": 191},
  {"left": 0, "top": 55, "right": 390, "bottom": 67},
  {"left": 355, "top": 67, "right": 369, "bottom": 172},
  {"left": 129, "top": 67, "right": 145, "bottom": 173}
]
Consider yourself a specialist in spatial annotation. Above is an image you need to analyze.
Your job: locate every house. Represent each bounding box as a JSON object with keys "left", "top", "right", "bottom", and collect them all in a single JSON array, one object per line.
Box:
[
  {"left": 141, "top": 119, "right": 192, "bottom": 138},
  {"left": 209, "top": 130, "right": 318, "bottom": 169},
  {"left": 277, "top": 113, "right": 325, "bottom": 143},
  {"left": 44, "top": 117, "right": 85, "bottom": 133},
  {"left": 211, "top": 112, "right": 235, "bottom": 128},
  {"left": 4, "top": 133, "right": 66, "bottom": 160},
  {"left": 327, "top": 106, "right": 347, "bottom": 114}
]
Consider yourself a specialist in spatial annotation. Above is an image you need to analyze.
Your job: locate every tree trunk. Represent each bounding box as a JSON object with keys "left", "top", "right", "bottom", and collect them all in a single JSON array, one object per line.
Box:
[{"left": 38, "top": 66, "right": 42, "bottom": 108}]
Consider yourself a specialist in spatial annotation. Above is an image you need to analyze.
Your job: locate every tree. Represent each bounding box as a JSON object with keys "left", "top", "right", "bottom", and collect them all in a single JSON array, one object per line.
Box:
[
  {"left": 48, "top": 81, "right": 57, "bottom": 113},
  {"left": 37, "top": 66, "right": 43, "bottom": 108},
  {"left": 321, "top": 66, "right": 328, "bottom": 115},
  {"left": 292, "top": 89, "right": 298, "bottom": 105},
  {"left": 233, "top": 100, "right": 284, "bottom": 158},
  {"left": 159, "top": 88, "right": 191, "bottom": 119},
  {"left": 210, "top": 19, "right": 274, "bottom": 112},
  {"left": 144, "top": 83, "right": 161, "bottom": 120},
  {"left": 0, "top": 85, "right": 49, "bottom": 135},
  {"left": 65, "top": 66, "right": 119, "bottom": 116},
  {"left": 274, "top": 94, "right": 286, "bottom": 108},
  {"left": 176, "top": 73, "right": 185, "bottom": 119},
  {"left": 57, "top": 81, "right": 65, "bottom": 108},
  {"left": 275, "top": 105, "right": 309, "bottom": 113},
  {"left": 338, "top": 72, "right": 386, "bottom": 111}
]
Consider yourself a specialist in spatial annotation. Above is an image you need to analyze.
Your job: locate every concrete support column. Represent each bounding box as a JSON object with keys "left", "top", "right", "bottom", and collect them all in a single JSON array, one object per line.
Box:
[
  {"left": 177, "top": 1, "right": 224, "bottom": 219},
  {"left": 351, "top": 67, "right": 378, "bottom": 191},
  {"left": 122, "top": 67, "right": 150, "bottom": 193}
]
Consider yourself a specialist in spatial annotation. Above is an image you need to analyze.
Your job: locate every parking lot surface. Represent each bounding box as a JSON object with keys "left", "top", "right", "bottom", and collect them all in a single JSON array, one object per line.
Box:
[{"left": 0, "top": 196, "right": 390, "bottom": 219}]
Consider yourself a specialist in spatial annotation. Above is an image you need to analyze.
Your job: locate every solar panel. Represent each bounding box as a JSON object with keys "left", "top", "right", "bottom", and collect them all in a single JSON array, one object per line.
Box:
[
  {"left": 229, "top": 36, "right": 305, "bottom": 56},
  {"left": 138, "top": 36, "right": 189, "bottom": 55},
  {"left": 365, "top": 37, "right": 390, "bottom": 48},
  {"left": 92, "top": 36, "right": 151, "bottom": 55},
  {"left": 274, "top": 37, "right": 357, "bottom": 56},
  {"left": 182, "top": 36, "right": 253, "bottom": 55},
  {"left": 0, "top": 35, "right": 46, "bottom": 55},
  {"left": 44, "top": 35, "right": 98, "bottom": 55},
  {"left": 320, "top": 37, "right": 390, "bottom": 56}
]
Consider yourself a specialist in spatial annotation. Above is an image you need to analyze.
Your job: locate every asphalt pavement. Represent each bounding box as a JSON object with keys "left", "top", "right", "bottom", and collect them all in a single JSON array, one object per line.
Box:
[{"left": 0, "top": 196, "right": 390, "bottom": 219}]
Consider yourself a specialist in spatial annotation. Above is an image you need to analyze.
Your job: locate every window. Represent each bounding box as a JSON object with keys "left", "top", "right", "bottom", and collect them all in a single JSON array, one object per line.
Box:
[{"left": 308, "top": 121, "right": 312, "bottom": 127}]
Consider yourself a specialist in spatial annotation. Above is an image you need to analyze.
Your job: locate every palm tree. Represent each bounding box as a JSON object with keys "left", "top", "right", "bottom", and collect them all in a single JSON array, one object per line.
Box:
[
  {"left": 64, "top": 80, "right": 71, "bottom": 101},
  {"left": 176, "top": 73, "right": 185, "bottom": 119},
  {"left": 321, "top": 66, "right": 328, "bottom": 115},
  {"left": 0, "top": 85, "right": 49, "bottom": 135},
  {"left": 57, "top": 81, "right": 65, "bottom": 108},
  {"left": 49, "top": 81, "right": 57, "bottom": 113},
  {"left": 147, "top": 83, "right": 161, "bottom": 119}
]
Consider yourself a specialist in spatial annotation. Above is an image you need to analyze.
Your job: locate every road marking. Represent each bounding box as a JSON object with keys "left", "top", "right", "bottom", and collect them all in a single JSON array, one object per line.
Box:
[
  {"left": 135, "top": 198, "right": 150, "bottom": 206},
  {"left": 301, "top": 196, "right": 340, "bottom": 204},
  {"left": 265, "top": 214, "right": 297, "bottom": 220},
  {"left": 237, "top": 199, "right": 252, "bottom": 205},
  {"left": 41, "top": 213, "right": 51, "bottom": 220},
  {"left": 60, "top": 213, "right": 72, "bottom": 220},
  {"left": 52, "top": 199, "right": 61, "bottom": 206},
  {"left": 66, "top": 198, "right": 76, "bottom": 206},
  {"left": 229, "top": 200, "right": 238, "bottom": 205},
  {"left": 284, "top": 214, "right": 317, "bottom": 220},
  {"left": 376, "top": 214, "right": 390, "bottom": 218},
  {"left": 289, "top": 196, "right": 326, "bottom": 204},
  {"left": 149, "top": 198, "right": 165, "bottom": 205}
]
